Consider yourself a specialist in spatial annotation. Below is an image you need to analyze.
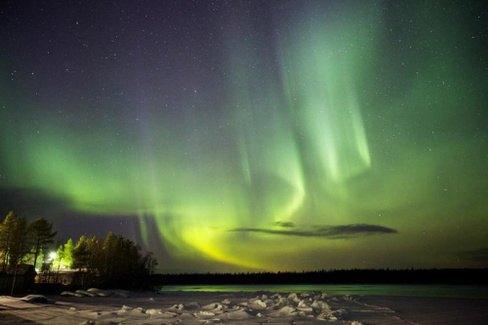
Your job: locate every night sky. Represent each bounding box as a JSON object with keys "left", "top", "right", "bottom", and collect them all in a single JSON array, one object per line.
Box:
[{"left": 1, "top": 0, "right": 487, "bottom": 273}]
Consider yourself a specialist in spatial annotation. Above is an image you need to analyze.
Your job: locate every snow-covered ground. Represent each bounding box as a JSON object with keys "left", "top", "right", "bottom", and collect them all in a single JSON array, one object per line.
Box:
[{"left": 0, "top": 289, "right": 487, "bottom": 324}]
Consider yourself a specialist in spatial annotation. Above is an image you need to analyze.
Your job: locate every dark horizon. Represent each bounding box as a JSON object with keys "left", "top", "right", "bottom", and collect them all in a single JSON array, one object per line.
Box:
[{"left": 152, "top": 268, "right": 488, "bottom": 286}]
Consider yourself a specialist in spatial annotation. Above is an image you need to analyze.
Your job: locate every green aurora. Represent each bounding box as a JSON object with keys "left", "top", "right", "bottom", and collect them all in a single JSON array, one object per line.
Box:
[{"left": 1, "top": 1, "right": 487, "bottom": 272}]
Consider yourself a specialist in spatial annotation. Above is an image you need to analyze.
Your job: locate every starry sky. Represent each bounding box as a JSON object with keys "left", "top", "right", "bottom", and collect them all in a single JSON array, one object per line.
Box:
[{"left": 1, "top": 0, "right": 487, "bottom": 273}]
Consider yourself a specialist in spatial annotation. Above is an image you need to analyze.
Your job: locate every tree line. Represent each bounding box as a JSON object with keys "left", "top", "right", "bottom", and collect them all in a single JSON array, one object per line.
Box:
[
  {"left": 155, "top": 268, "right": 488, "bottom": 286},
  {"left": 1, "top": 211, "right": 157, "bottom": 290}
]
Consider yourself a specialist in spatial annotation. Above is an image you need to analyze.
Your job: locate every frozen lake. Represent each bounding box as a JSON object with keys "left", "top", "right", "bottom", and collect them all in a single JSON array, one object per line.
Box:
[{"left": 161, "top": 284, "right": 488, "bottom": 299}]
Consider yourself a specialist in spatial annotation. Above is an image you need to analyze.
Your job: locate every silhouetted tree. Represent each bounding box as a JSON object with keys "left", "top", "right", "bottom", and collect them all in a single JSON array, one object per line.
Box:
[
  {"left": 4, "top": 215, "right": 29, "bottom": 295},
  {"left": 102, "top": 231, "right": 117, "bottom": 281},
  {"left": 72, "top": 235, "right": 89, "bottom": 269},
  {"left": 140, "top": 251, "right": 158, "bottom": 276},
  {"left": 0, "top": 211, "right": 18, "bottom": 269},
  {"left": 6, "top": 215, "right": 29, "bottom": 268},
  {"left": 99, "top": 233, "right": 139, "bottom": 286},
  {"left": 27, "top": 217, "right": 57, "bottom": 269}
]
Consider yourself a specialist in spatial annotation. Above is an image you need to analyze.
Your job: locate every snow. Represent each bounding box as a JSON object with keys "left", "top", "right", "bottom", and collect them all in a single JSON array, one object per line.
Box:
[{"left": 0, "top": 289, "right": 487, "bottom": 324}]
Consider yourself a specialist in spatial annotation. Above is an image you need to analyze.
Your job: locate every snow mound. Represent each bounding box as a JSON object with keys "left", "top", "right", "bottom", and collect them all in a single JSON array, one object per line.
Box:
[
  {"left": 145, "top": 308, "right": 162, "bottom": 315},
  {"left": 60, "top": 291, "right": 84, "bottom": 297},
  {"left": 76, "top": 290, "right": 97, "bottom": 297},
  {"left": 21, "top": 295, "right": 49, "bottom": 303},
  {"left": 87, "top": 288, "right": 110, "bottom": 297}
]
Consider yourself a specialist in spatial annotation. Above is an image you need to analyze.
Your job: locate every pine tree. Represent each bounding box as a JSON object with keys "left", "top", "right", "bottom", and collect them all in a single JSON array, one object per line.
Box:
[
  {"left": 27, "top": 217, "right": 57, "bottom": 269},
  {"left": 0, "top": 211, "right": 18, "bottom": 269},
  {"left": 62, "top": 238, "right": 74, "bottom": 269},
  {"left": 103, "top": 231, "right": 117, "bottom": 281},
  {"left": 73, "top": 235, "right": 89, "bottom": 269},
  {"left": 7, "top": 215, "right": 29, "bottom": 267}
]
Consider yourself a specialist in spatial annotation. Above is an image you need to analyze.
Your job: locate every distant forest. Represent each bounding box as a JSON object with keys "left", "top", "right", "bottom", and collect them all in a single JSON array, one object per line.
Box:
[{"left": 153, "top": 268, "right": 488, "bottom": 286}]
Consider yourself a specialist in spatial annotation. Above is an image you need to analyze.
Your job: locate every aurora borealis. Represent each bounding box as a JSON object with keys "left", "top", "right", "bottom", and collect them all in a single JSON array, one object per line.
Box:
[{"left": 1, "top": 0, "right": 487, "bottom": 272}]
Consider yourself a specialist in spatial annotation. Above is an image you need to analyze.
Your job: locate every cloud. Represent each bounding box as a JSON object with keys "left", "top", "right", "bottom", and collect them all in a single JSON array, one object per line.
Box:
[
  {"left": 230, "top": 223, "right": 397, "bottom": 239},
  {"left": 275, "top": 221, "right": 295, "bottom": 228}
]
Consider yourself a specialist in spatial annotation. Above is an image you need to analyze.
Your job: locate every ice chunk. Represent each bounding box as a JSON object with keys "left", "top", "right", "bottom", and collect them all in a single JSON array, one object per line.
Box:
[
  {"left": 297, "top": 300, "right": 313, "bottom": 312},
  {"left": 221, "top": 298, "right": 232, "bottom": 305},
  {"left": 146, "top": 308, "right": 162, "bottom": 315},
  {"left": 202, "top": 302, "right": 223, "bottom": 310},
  {"left": 287, "top": 293, "right": 300, "bottom": 303},
  {"left": 249, "top": 299, "right": 267, "bottom": 309},
  {"left": 159, "top": 311, "right": 178, "bottom": 318},
  {"left": 276, "top": 297, "right": 289, "bottom": 307},
  {"left": 317, "top": 312, "right": 337, "bottom": 321},
  {"left": 195, "top": 310, "right": 216, "bottom": 317},
  {"left": 270, "top": 305, "right": 296, "bottom": 317},
  {"left": 311, "top": 299, "right": 330, "bottom": 313},
  {"left": 169, "top": 303, "right": 185, "bottom": 310}
]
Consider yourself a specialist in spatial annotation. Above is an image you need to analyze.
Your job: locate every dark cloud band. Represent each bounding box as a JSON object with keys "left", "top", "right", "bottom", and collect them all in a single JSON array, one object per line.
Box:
[{"left": 231, "top": 223, "right": 397, "bottom": 239}]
